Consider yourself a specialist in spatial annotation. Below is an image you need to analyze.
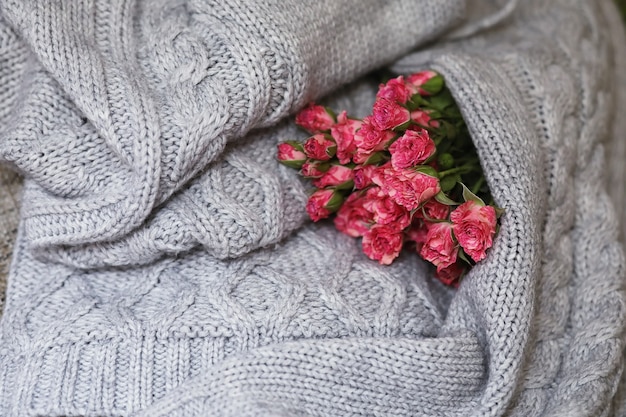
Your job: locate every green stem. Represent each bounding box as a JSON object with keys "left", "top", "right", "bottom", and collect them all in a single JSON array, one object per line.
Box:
[
  {"left": 438, "top": 163, "right": 477, "bottom": 177},
  {"left": 471, "top": 176, "right": 485, "bottom": 194}
]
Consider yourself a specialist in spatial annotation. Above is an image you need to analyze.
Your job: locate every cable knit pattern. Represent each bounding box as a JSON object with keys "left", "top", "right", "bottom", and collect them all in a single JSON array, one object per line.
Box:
[
  {"left": 34, "top": 80, "right": 381, "bottom": 267},
  {"left": 1, "top": 0, "right": 626, "bottom": 416},
  {"left": 0, "top": 0, "right": 465, "bottom": 256}
]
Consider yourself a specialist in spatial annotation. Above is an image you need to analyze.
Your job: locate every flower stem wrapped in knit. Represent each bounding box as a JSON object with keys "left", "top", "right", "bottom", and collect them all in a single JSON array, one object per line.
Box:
[{"left": 279, "top": 72, "right": 502, "bottom": 285}]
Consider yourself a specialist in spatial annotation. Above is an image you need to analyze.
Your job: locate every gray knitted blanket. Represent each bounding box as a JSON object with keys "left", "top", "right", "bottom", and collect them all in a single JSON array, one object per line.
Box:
[{"left": 1, "top": 0, "right": 626, "bottom": 415}]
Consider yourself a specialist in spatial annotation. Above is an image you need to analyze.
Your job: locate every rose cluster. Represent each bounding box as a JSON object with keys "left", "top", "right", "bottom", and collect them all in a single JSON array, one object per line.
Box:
[{"left": 277, "top": 71, "right": 502, "bottom": 286}]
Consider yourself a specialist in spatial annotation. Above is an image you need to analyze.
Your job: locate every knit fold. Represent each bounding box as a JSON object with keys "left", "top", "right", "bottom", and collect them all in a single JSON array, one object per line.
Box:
[
  {"left": 1, "top": 335, "right": 486, "bottom": 416},
  {"left": 0, "top": 0, "right": 465, "bottom": 259},
  {"left": 28, "top": 80, "right": 381, "bottom": 267}
]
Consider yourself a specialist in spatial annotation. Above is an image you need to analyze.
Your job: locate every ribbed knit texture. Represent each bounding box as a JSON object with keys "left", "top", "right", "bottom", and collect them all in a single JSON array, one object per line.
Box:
[{"left": 1, "top": 0, "right": 626, "bottom": 416}]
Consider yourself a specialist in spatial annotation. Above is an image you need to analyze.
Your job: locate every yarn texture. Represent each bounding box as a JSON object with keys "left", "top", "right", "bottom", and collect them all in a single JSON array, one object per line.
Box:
[{"left": 0, "top": 0, "right": 626, "bottom": 416}]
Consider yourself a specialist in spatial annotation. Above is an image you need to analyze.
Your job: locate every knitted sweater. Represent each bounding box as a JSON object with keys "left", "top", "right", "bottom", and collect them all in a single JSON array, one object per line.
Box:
[{"left": 0, "top": 0, "right": 625, "bottom": 416}]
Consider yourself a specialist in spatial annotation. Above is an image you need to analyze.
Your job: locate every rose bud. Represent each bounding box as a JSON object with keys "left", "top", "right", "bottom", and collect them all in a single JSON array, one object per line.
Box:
[
  {"left": 437, "top": 153, "right": 455, "bottom": 170},
  {"left": 376, "top": 76, "right": 413, "bottom": 104},
  {"left": 371, "top": 98, "right": 411, "bottom": 131},
  {"left": 313, "top": 165, "right": 354, "bottom": 189},
  {"left": 362, "top": 224, "right": 404, "bottom": 265},
  {"left": 300, "top": 160, "right": 329, "bottom": 178},
  {"left": 389, "top": 128, "right": 436, "bottom": 170},
  {"left": 419, "top": 222, "right": 458, "bottom": 269},
  {"left": 410, "top": 109, "right": 440, "bottom": 129},
  {"left": 306, "top": 189, "right": 344, "bottom": 222},
  {"left": 277, "top": 141, "right": 307, "bottom": 169},
  {"left": 450, "top": 200, "right": 497, "bottom": 262},
  {"left": 303, "top": 134, "right": 336, "bottom": 161},
  {"left": 380, "top": 167, "right": 441, "bottom": 211},
  {"left": 353, "top": 164, "right": 378, "bottom": 189},
  {"left": 295, "top": 103, "right": 336, "bottom": 133},
  {"left": 331, "top": 111, "right": 361, "bottom": 164},
  {"left": 354, "top": 117, "right": 396, "bottom": 153},
  {"left": 436, "top": 261, "right": 465, "bottom": 286},
  {"left": 362, "top": 187, "right": 411, "bottom": 229},
  {"left": 407, "top": 71, "right": 443, "bottom": 96},
  {"left": 334, "top": 193, "right": 374, "bottom": 237}
]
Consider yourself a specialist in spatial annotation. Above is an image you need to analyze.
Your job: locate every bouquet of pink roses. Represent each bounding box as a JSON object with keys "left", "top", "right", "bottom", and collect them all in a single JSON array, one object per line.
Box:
[{"left": 278, "top": 71, "right": 502, "bottom": 286}]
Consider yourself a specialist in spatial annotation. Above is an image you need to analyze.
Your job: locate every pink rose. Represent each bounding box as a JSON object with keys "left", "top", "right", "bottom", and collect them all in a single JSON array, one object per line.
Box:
[
  {"left": 362, "top": 187, "right": 410, "bottom": 229},
  {"left": 330, "top": 111, "right": 361, "bottom": 164},
  {"left": 303, "top": 134, "right": 336, "bottom": 161},
  {"left": 410, "top": 110, "right": 440, "bottom": 129},
  {"left": 306, "top": 189, "right": 343, "bottom": 222},
  {"left": 353, "top": 164, "right": 378, "bottom": 190},
  {"left": 407, "top": 71, "right": 439, "bottom": 95},
  {"left": 362, "top": 224, "right": 404, "bottom": 265},
  {"left": 354, "top": 117, "right": 395, "bottom": 153},
  {"left": 334, "top": 193, "right": 373, "bottom": 237},
  {"left": 277, "top": 142, "right": 307, "bottom": 169},
  {"left": 436, "top": 261, "right": 465, "bottom": 287},
  {"left": 370, "top": 162, "right": 390, "bottom": 188},
  {"left": 450, "top": 200, "right": 497, "bottom": 262},
  {"left": 419, "top": 222, "right": 458, "bottom": 269},
  {"left": 418, "top": 200, "right": 450, "bottom": 221},
  {"left": 371, "top": 98, "right": 411, "bottom": 131},
  {"left": 313, "top": 165, "right": 354, "bottom": 188},
  {"left": 300, "top": 161, "right": 328, "bottom": 178},
  {"left": 389, "top": 128, "right": 436, "bottom": 170},
  {"left": 296, "top": 104, "right": 336, "bottom": 132},
  {"left": 376, "top": 76, "right": 412, "bottom": 104},
  {"left": 380, "top": 167, "right": 441, "bottom": 211}
]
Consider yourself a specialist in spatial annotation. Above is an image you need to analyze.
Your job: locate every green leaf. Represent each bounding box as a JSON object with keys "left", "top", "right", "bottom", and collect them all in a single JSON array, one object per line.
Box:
[
  {"left": 284, "top": 140, "right": 305, "bottom": 152},
  {"left": 325, "top": 191, "right": 345, "bottom": 212},
  {"left": 458, "top": 249, "right": 473, "bottom": 265},
  {"left": 333, "top": 180, "right": 355, "bottom": 191},
  {"left": 494, "top": 206, "right": 506, "bottom": 218},
  {"left": 278, "top": 159, "right": 306, "bottom": 170},
  {"left": 325, "top": 144, "right": 337, "bottom": 158},
  {"left": 434, "top": 191, "right": 459, "bottom": 206},
  {"left": 363, "top": 151, "right": 388, "bottom": 166},
  {"left": 414, "top": 165, "right": 438, "bottom": 178},
  {"left": 324, "top": 106, "right": 337, "bottom": 121},
  {"left": 393, "top": 120, "right": 411, "bottom": 132},
  {"left": 408, "top": 94, "right": 429, "bottom": 109},
  {"left": 429, "top": 90, "right": 455, "bottom": 111},
  {"left": 461, "top": 183, "right": 486, "bottom": 205},
  {"left": 420, "top": 74, "right": 445, "bottom": 95},
  {"left": 405, "top": 97, "right": 420, "bottom": 111}
]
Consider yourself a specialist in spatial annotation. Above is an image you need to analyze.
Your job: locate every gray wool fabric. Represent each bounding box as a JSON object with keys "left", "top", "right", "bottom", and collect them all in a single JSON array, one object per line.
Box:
[{"left": 0, "top": 0, "right": 626, "bottom": 416}]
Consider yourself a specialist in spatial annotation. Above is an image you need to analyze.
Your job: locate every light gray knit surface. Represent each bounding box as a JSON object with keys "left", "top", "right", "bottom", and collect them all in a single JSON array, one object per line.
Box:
[{"left": 0, "top": 0, "right": 626, "bottom": 416}]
